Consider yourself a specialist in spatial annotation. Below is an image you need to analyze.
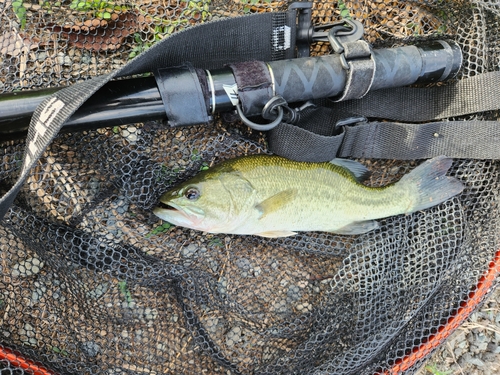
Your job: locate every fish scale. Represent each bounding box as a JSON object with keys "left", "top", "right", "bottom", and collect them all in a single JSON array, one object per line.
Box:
[{"left": 235, "top": 160, "right": 405, "bottom": 234}]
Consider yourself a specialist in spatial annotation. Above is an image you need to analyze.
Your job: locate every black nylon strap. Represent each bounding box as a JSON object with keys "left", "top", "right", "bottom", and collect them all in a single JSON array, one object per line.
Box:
[
  {"left": 269, "top": 72, "right": 500, "bottom": 161},
  {"left": 339, "top": 120, "right": 500, "bottom": 160},
  {"left": 270, "top": 117, "right": 500, "bottom": 161},
  {"left": 155, "top": 64, "right": 210, "bottom": 126},
  {"left": 332, "top": 41, "right": 375, "bottom": 101},
  {"left": 0, "top": 73, "right": 116, "bottom": 218},
  {"left": 228, "top": 60, "right": 274, "bottom": 117},
  {"left": 329, "top": 71, "right": 500, "bottom": 122},
  {"left": 268, "top": 107, "right": 341, "bottom": 162}
]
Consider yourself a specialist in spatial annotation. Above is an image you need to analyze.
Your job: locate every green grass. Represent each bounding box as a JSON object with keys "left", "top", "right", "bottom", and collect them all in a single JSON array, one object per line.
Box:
[
  {"left": 146, "top": 221, "right": 172, "bottom": 238},
  {"left": 338, "top": 0, "right": 352, "bottom": 20},
  {"left": 118, "top": 280, "right": 133, "bottom": 304},
  {"left": 12, "top": 0, "right": 26, "bottom": 29},
  {"left": 424, "top": 364, "right": 453, "bottom": 375},
  {"left": 69, "top": 0, "right": 128, "bottom": 18}
]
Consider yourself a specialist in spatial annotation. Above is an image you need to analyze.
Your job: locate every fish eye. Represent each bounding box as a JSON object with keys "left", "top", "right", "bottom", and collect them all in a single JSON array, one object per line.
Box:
[{"left": 184, "top": 187, "right": 200, "bottom": 201}]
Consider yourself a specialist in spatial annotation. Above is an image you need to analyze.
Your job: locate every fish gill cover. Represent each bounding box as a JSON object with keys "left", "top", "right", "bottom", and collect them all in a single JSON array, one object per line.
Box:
[{"left": 0, "top": 1, "right": 499, "bottom": 375}]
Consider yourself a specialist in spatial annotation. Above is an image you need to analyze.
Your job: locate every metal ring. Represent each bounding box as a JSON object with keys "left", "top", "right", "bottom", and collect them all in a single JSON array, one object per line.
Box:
[
  {"left": 236, "top": 103, "right": 283, "bottom": 131},
  {"left": 205, "top": 69, "right": 216, "bottom": 115},
  {"left": 266, "top": 63, "right": 276, "bottom": 96},
  {"left": 262, "top": 96, "right": 287, "bottom": 120}
]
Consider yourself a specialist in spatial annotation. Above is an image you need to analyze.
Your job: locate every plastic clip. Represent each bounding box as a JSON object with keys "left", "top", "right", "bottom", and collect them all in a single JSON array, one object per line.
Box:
[
  {"left": 335, "top": 116, "right": 367, "bottom": 128},
  {"left": 328, "top": 19, "right": 364, "bottom": 70}
]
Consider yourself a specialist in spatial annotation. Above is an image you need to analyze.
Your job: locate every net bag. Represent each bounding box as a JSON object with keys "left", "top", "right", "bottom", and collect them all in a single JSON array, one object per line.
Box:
[{"left": 1, "top": 1, "right": 499, "bottom": 374}]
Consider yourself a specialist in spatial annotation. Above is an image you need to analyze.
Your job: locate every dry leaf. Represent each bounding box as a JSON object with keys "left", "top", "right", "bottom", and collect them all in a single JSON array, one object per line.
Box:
[
  {"left": 49, "top": 11, "right": 139, "bottom": 52},
  {"left": 0, "top": 30, "right": 38, "bottom": 56}
]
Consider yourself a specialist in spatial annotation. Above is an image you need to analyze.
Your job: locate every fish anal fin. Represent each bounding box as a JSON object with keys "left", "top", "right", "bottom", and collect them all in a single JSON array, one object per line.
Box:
[
  {"left": 331, "top": 220, "right": 379, "bottom": 235},
  {"left": 255, "top": 230, "right": 297, "bottom": 238},
  {"left": 255, "top": 189, "right": 297, "bottom": 220}
]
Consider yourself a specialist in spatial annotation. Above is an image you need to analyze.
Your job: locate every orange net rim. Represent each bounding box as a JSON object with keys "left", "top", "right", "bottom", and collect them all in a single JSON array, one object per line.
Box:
[
  {"left": 379, "top": 249, "right": 500, "bottom": 375},
  {"left": 0, "top": 346, "right": 58, "bottom": 375}
]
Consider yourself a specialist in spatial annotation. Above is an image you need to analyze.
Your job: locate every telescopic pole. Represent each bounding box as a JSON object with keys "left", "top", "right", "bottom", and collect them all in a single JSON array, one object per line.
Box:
[{"left": 0, "top": 41, "right": 461, "bottom": 141}]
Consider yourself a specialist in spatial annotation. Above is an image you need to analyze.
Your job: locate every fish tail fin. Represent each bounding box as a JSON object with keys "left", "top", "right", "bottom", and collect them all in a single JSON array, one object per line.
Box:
[{"left": 399, "top": 156, "right": 464, "bottom": 213}]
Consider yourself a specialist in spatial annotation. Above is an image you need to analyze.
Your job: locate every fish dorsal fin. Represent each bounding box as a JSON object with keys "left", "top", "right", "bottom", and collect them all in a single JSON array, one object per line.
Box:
[
  {"left": 330, "top": 158, "right": 371, "bottom": 182},
  {"left": 255, "top": 189, "right": 297, "bottom": 219},
  {"left": 255, "top": 230, "right": 297, "bottom": 238},
  {"left": 331, "top": 220, "right": 379, "bottom": 235}
]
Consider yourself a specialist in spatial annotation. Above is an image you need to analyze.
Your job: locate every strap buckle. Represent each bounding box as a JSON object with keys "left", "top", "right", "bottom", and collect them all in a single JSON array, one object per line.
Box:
[{"left": 335, "top": 116, "right": 367, "bottom": 128}]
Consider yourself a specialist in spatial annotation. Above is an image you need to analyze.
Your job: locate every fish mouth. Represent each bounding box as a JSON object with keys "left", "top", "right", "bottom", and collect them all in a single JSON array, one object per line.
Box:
[
  {"left": 153, "top": 201, "right": 204, "bottom": 227},
  {"left": 154, "top": 200, "right": 186, "bottom": 218},
  {"left": 157, "top": 201, "right": 178, "bottom": 211}
]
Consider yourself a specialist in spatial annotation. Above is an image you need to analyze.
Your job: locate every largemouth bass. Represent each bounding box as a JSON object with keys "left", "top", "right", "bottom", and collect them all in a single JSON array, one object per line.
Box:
[{"left": 153, "top": 155, "right": 463, "bottom": 238}]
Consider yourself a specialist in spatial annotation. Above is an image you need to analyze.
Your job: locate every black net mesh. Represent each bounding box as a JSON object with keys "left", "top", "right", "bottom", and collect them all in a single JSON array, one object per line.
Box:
[{"left": 1, "top": 1, "right": 500, "bottom": 374}]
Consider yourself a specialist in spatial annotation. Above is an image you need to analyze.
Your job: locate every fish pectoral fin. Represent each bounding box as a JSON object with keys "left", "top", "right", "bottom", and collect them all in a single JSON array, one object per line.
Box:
[
  {"left": 331, "top": 220, "right": 379, "bottom": 235},
  {"left": 330, "top": 158, "right": 371, "bottom": 182},
  {"left": 254, "top": 230, "right": 297, "bottom": 238},
  {"left": 255, "top": 189, "right": 298, "bottom": 220}
]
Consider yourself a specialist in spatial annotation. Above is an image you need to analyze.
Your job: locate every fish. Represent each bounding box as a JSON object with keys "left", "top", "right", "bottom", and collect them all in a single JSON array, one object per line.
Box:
[{"left": 153, "top": 155, "right": 464, "bottom": 238}]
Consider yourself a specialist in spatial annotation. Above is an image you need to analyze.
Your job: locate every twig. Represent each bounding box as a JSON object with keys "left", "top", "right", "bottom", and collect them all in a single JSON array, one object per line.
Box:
[
  {"left": 459, "top": 321, "right": 500, "bottom": 336},
  {"left": 446, "top": 341, "right": 465, "bottom": 375}
]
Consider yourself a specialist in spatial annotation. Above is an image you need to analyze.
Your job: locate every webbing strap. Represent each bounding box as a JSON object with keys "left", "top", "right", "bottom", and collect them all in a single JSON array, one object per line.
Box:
[
  {"left": 331, "top": 71, "right": 500, "bottom": 122},
  {"left": 340, "top": 120, "right": 500, "bottom": 160},
  {"left": 270, "top": 117, "right": 500, "bottom": 162},
  {"left": 269, "top": 72, "right": 500, "bottom": 161},
  {"left": 331, "top": 40, "right": 375, "bottom": 101}
]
